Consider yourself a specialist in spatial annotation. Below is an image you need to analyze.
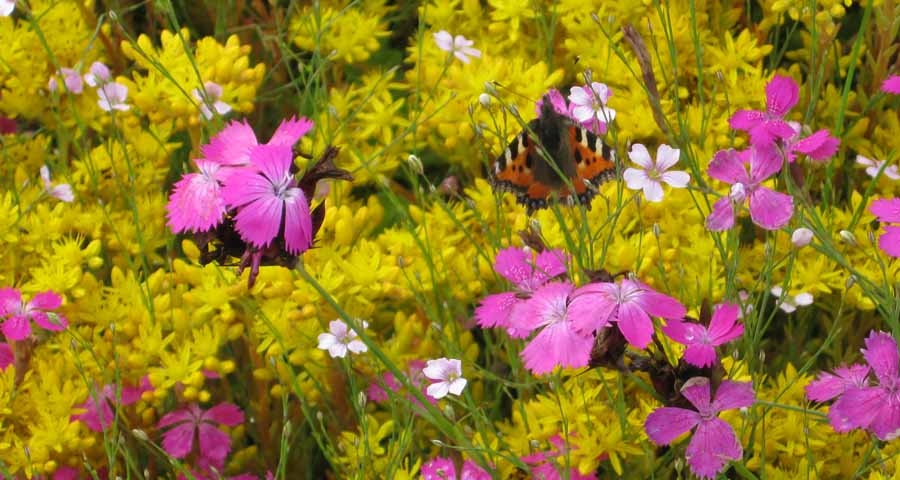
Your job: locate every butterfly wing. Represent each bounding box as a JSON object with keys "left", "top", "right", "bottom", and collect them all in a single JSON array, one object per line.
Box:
[
  {"left": 490, "top": 120, "right": 554, "bottom": 210},
  {"left": 561, "top": 125, "right": 617, "bottom": 205}
]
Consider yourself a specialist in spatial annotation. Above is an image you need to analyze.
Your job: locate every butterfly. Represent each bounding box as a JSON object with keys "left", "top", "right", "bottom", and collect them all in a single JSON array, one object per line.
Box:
[{"left": 489, "top": 95, "right": 617, "bottom": 214}]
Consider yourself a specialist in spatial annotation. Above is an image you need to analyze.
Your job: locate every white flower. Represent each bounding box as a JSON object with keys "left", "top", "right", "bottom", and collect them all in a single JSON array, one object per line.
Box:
[
  {"left": 191, "top": 81, "right": 232, "bottom": 120},
  {"left": 0, "top": 0, "right": 15, "bottom": 17},
  {"left": 97, "top": 82, "right": 130, "bottom": 112},
  {"left": 623, "top": 144, "right": 691, "bottom": 202},
  {"left": 568, "top": 82, "right": 616, "bottom": 125},
  {"left": 317, "top": 319, "right": 368, "bottom": 358},
  {"left": 791, "top": 227, "right": 814, "bottom": 247},
  {"left": 433, "top": 30, "right": 481, "bottom": 64},
  {"left": 40, "top": 165, "right": 74, "bottom": 203},
  {"left": 856, "top": 155, "right": 900, "bottom": 180},
  {"left": 422, "top": 357, "right": 467, "bottom": 399},
  {"left": 84, "top": 61, "right": 111, "bottom": 88},
  {"left": 771, "top": 286, "right": 813, "bottom": 313}
]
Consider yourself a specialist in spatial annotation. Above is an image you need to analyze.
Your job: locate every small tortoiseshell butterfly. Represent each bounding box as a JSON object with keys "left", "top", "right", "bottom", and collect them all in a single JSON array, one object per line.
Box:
[{"left": 490, "top": 95, "right": 617, "bottom": 214}]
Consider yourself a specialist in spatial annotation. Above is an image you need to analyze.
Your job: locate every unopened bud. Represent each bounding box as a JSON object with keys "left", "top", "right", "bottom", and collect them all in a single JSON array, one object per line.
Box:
[
  {"left": 652, "top": 223, "right": 661, "bottom": 238},
  {"left": 791, "top": 227, "right": 814, "bottom": 247},
  {"left": 358, "top": 391, "right": 367, "bottom": 409},
  {"left": 758, "top": 350, "right": 766, "bottom": 363},
  {"left": 132, "top": 429, "right": 149, "bottom": 442},
  {"left": 715, "top": 70, "right": 725, "bottom": 83},
  {"left": 432, "top": 439, "right": 445, "bottom": 446},
  {"left": 483, "top": 81, "right": 498, "bottom": 96},
  {"left": 839, "top": 229, "right": 857, "bottom": 246},
  {"left": 407, "top": 154, "right": 424, "bottom": 175},
  {"left": 867, "top": 230, "right": 876, "bottom": 244},
  {"left": 582, "top": 69, "right": 594, "bottom": 84},
  {"left": 846, "top": 275, "right": 857, "bottom": 288},
  {"left": 478, "top": 93, "right": 491, "bottom": 107},
  {"left": 443, "top": 403, "right": 455, "bottom": 420}
]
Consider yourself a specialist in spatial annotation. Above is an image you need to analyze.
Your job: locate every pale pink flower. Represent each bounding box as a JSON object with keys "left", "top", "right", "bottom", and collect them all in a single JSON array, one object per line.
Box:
[
  {"left": 0, "top": 0, "right": 14, "bottom": 16},
  {"left": 782, "top": 122, "right": 839, "bottom": 163},
  {"left": 0, "top": 288, "right": 67, "bottom": 340},
  {"left": 645, "top": 377, "right": 754, "bottom": 479},
  {"left": 368, "top": 360, "right": 438, "bottom": 407},
  {"left": 423, "top": 357, "right": 467, "bottom": 399},
  {"left": 48, "top": 68, "right": 84, "bottom": 94},
  {"left": 97, "top": 82, "right": 130, "bottom": 112},
  {"left": 421, "top": 457, "right": 490, "bottom": 480},
  {"left": 568, "top": 278, "right": 686, "bottom": 349},
  {"left": 856, "top": 155, "right": 900, "bottom": 180},
  {"left": 791, "top": 227, "right": 814, "bottom": 247},
  {"left": 166, "top": 159, "right": 227, "bottom": 233},
  {"left": 705, "top": 147, "right": 793, "bottom": 231},
  {"left": 806, "top": 364, "right": 870, "bottom": 402},
  {"left": 729, "top": 74, "right": 799, "bottom": 147},
  {"left": 84, "top": 61, "right": 111, "bottom": 87},
  {"left": 474, "top": 247, "right": 567, "bottom": 338},
  {"left": 662, "top": 302, "right": 744, "bottom": 368},
  {"left": 869, "top": 197, "right": 900, "bottom": 257},
  {"left": 433, "top": 30, "right": 481, "bottom": 63},
  {"left": 72, "top": 377, "right": 153, "bottom": 432},
  {"left": 0, "top": 342, "right": 11, "bottom": 370},
  {"left": 882, "top": 75, "right": 900, "bottom": 95},
  {"left": 827, "top": 331, "right": 900, "bottom": 440},
  {"left": 624, "top": 144, "right": 690, "bottom": 202},
  {"left": 192, "top": 81, "right": 232, "bottom": 120},
  {"left": 220, "top": 144, "right": 313, "bottom": 253},
  {"left": 568, "top": 82, "right": 615, "bottom": 134},
  {"left": 770, "top": 286, "right": 813, "bottom": 313},
  {"left": 40, "top": 165, "right": 74, "bottom": 202},
  {"left": 317, "top": 319, "right": 368, "bottom": 358},
  {"left": 158, "top": 403, "right": 244, "bottom": 466}
]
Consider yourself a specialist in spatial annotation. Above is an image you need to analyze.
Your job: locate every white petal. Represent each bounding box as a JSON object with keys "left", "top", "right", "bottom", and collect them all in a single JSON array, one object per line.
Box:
[
  {"left": 599, "top": 107, "right": 616, "bottom": 122},
  {"left": 433, "top": 31, "right": 453, "bottom": 51},
  {"left": 571, "top": 105, "right": 594, "bottom": 123},
  {"left": 655, "top": 144, "right": 681, "bottom": 171},
  {"left": 794, "top": 293, "right": 814, "bottom": 306},
  {"left": 643, "top": 180, "right": 665, "bottom": 202},
  {"left": 448, "top": 378, "right": 467, "bottom": 396},
  {"left": 770, "top": 286, "right": 784, "bottom": 297},
  {"left": 347, "top": 339, "right": 368, "bottom": 354},
  {"left": 628, "top": 144, "right": 654, "bottom": 169},
  {"left": 328, "top": 344, "right": 348, "bottom": 358},
  {"left": 317, "top": 333, "right": 337, "bottom": 350},
  {"left": 426, "top": 382, "right": 450, "bottom": 399},
  {"left": 50, "top": 185, "right": 74, "bottom": 202},
  {"left": 660, "top": 170, "right": 691, "bottom": 188},
  {"left": 623, "top": 168, "right": 649, "bottom": 190},
  {"left": 590, "top": 82, "right": 611, "bottom": 103},
  {"left": 568, "top": 86, "right": 591, "bottom": 106}
]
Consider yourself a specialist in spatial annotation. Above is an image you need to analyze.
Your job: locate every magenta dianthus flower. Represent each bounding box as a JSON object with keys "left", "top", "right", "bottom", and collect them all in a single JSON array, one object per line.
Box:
[
  {"left": 705, "top": 147, "right": 793, "bottom": 231},
  {"left": 0, "top": 342, "right": 11, "bottom": 370},
  {"left": 0, "top": 288, "right": 67, "bottom": 340},
  {"left": 158, "top": 402, "right": 244, "bottom": 466},
  {"left": 517, "top": 282, "right": 595, "bottom": 374},
  {"left": 805, "top": 364, "right": 870, "bottom": 403},
  {"left": 72, "top": 377, "right": 153, "bottom": 432},
  {"left": 645, "top": 377, "right": 754, "bottom": 479},
  {"left": 782, "top": 122, "right": 840, "bottom": 163},
  {"left": 869, "top": 198, "right": 900, "bottom": 257},
  {"left": 662, "top": 302, "right": 744, "bottom": 368},
  {"left": 882, "top": 75, "right": 900, "bottom": 95},
  {"left": 421, "top": 457, "right": 490, "bottom": 480}
]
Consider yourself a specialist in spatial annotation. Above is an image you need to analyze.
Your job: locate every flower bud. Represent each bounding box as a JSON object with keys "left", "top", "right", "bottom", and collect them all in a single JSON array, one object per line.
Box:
[
  {"left": 478, "top": 93, "right": 491, "bottom": 107},
  {"left": 791, "top": 227, "right": 814, "bottom": 247},
  {"left": 839, "top": 229, "right": 857, "bottom": 246},
  {"left": 407, "top": 154, "right": 424, "bottom": 176}
]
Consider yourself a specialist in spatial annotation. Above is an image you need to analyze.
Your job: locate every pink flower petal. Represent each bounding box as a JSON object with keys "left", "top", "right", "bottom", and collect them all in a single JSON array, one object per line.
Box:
[
  {"left": 460, "top": 459, "right": 491, "bottom": 480},
  {"left": 680, "top": 377, "right": 712, "bottom": 410},
  {"left": 158, "top": 407, "right": 196, "bottom": 429},
  {"left": 520, "top": 321, "right": 593, "bottom": 374},
  {"left": 870, "top": 198, "right": 900, "bottom": 223},
  {"left": 205, "top": 402, "right": 244, "bottom": 426},
  {"left": 31, "top": 311, "right": 67, "bottom": 331},
  {"left": 0, "top": 343, "right": 11, "bottom": 370},
  {"left": 422, "top": 457, "right": 457, "bottom": 480},
  {"left": 166, "top": 160, "right": 227, "bottom": 233},
  {"left": 267, "top": 116, "right": 313, "bottom": 147},
  {"left": 862, "top": 331, "right": 899, "bottom": 385},
  {"left": 684, "top": 344, "right": 717, "bottom": 368},
  {"left": 615, "top": 302, "right": 655, "bottom": 349},
  {"left": 830, "top": 386, "right": 882, "bottom": 432},
  {"left": 0, "top": 288, "right": 22, "bottom": 316},
  {"left": 493, "top": 247, "right": 533, "bottom": 285},
  {"left": 282, "top": 193, "right": 313, "bottom": 254},
  {"left": 806, "top": 364, "right": 870, "bottom": 402},
  {"left": 711, "top": 380, "right": 755, "bottom": 411},
  {"left": 729, "top": 110, "right": 765, "bottom": 132},
  {"left": 198, "top": 423, "right": 232, "bottom": 463},
  {"left": 868, "top": 395, "right": 900, "bottom": 441},
  {"left": 877, "top": 226, "right": 900, "bottom": 257},
  {"left": 534, "top": 249, "right": 568, "bottom": 282},
  {"left": 881, "top": 75, "right": 900, "bottom": 95},
  {"left": 29, "top": 291, "right": 61, "bottom": 310},
  {"left": 792, "top": 129, "right": 839, "bottom": 161},
  {"left": 636, "top": 285, "right": 687, "bottom": 320},
  {"left": 201, "top": 120, "right": 259, "bottom": 166},
  {"left": 765, "top": 75, "right": 799, "bottom": 117},
  {"left": 568, "top": 283, "right": 617, "bottom": 334},
  {"left": 707, "top": 149, "right": 748, "bottom": 184},
  {"left": 748, "top": 146, "right": 783, "bottom": 182},
  {"left": 474, "top": 292, "right": 518, "bottom": 329},
  {"left": 707, "top": 303, "right": 743, "bottom": 344},
  {"left": 161, "top": 422, "right": 196, "bottom": 459},
  {"left": 518, "top": 282, "right": 574, "bottom": 332},
  {"left": 706, "top": 196, "right": 736, "bottom": 231},
  {"left": 2, "top": 314, "right": 30, "bottom": 340},
  {"left": 644, "top": 406, "right": 700, "bottom": 444},
  {"left": 748, "top": 187, "right": 793, "bottom": 230},
  {"left": 686, "top": 418, "right": 742, "bottom": 479}
]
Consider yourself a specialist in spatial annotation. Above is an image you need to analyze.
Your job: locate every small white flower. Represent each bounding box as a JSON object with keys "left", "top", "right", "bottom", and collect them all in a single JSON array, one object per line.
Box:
[
  {"left": 0, "top": 0, "right": 15, "bottom": 17},
  {"left": 771, "top": 286, "right": 813, "bottom": 313},
  {"left": 40, "top": 165, "right": 74, "bottom": 203},
  {"left": 791, "top": 227, "right": 814, "bottom": 247},
  {"left": 84, "top": 61, "right": 111, "bottom": 87},
  {"left": 48, "top": 68, "right": 84, "bottom": 94},
  {"left": 317, "top": 319, "right": 368, "bottom": 358},
  {"left": 856, "top": 155, "right": 900, "bottom": 180},
  {"left": 422, "top": 357, "right": 467, "bottom": 399},
  {"left": 623, "top": 144, "right": 691, "bottom": 202},
  {"left": 433, "top": 30, "right": 481, "bottom": 64},
  {"left": 568, "top": 82, "right": 616, "bottom": 125},
  {"left": 97, "top": 82, "right": 130, "bottom": 112},
  {"left": 191, "top": 81, "right": 232, "bottom": 120}
]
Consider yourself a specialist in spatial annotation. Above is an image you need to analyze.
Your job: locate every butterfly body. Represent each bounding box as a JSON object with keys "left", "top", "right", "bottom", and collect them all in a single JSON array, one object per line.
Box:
[{"left": 490, "top": 97, "right": 617, "bottom": 214}]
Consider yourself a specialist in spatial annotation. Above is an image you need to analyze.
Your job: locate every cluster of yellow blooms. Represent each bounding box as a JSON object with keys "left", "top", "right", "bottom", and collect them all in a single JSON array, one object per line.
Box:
[{"left": 0, "top": 0, "right": 898, "bottom": 478}]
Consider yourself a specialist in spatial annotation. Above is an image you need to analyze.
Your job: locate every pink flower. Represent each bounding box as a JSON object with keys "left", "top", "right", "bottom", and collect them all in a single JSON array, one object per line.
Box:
[
  {"left": 882, "top": 75, "right": 900, "bottom": 95},
  {"left": 192, "top": 81, "right": 232, "bottom": 120},
  {"left": 166, "top": 159, "right": 227, "bottom": 233},
  {"left": 474, "top": 247, "right": 566, "bottom": 338},
  {"left": 433, "top": 30, "right": 481, "bottom": 63},
  {"left": 645, "top": 377, "right": 754, "bottom": 479},
  {"left": 0, "top": 288, "right": 67, "bottom": 340},
  {"left": 317, "top": 319, "right": 368, "bottom": 358},
  {"left": 517, "top": 282, "right": 594, "bottom": 374},
  {"left": 72, "top": 377, "right": 153, "bottom": 432},
  {"left": 662, "top": 302, "right": 744, "bottom": 368},
  {"left": 705, "top": 147, "right": 793, "bottom": 231},
  {"left": 0, "top": 342, "right": 11, "bottom": 370},
  {"left": 870, "top": 198, "right": 900, "bottom": 257},
  {"left": 158, "top": 403, "right": 244, "bottom": 466},
  {"left": 48, "top": 67, "right": 84, "bottom": 94},
  {"left": 827, "top": 331, "right": 900, "bottom": 440},
  {"left": 568, "top": 82, "right": 615, "bottom": 135},
  {"left": 783, "top": 122, "right": 840, "bottom": 163},
  {"left": 568, "top": 278, "right": 686, "bottom": 349},
  {"left": 806, "top": 364, "right": 870, "bottom": 402},
  {"left": 536, "top": 89, "right": 570, "bottom": 117},
  {"left": 220, "top": 144, "right": 313, "bottom": 253},
  {"left": 367, "top": 360, "right": 438, "bottom": 407},
  {"left": 520, "top": 434, "right": 597, "bottom": 480},
  {"left": 422, "top": 357, "right": 467, "bottom": 399},
  {"left": 84, "top": 61, "right": 111, "bottom": 87},
  {"left": 97, "top": 82, "right": 130, "bottom": 112},
  {"left": 40, "top": 165, "right": 74, "bottom": 202},
  {"left": 421, "top": 457, "right": 490, "bottom": 480},
  {"left": 624, "top": 143, "right": 690, "bottom": 202},
  {"left": 729, "top": 74, "right": 799, "bottom": 147}
]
